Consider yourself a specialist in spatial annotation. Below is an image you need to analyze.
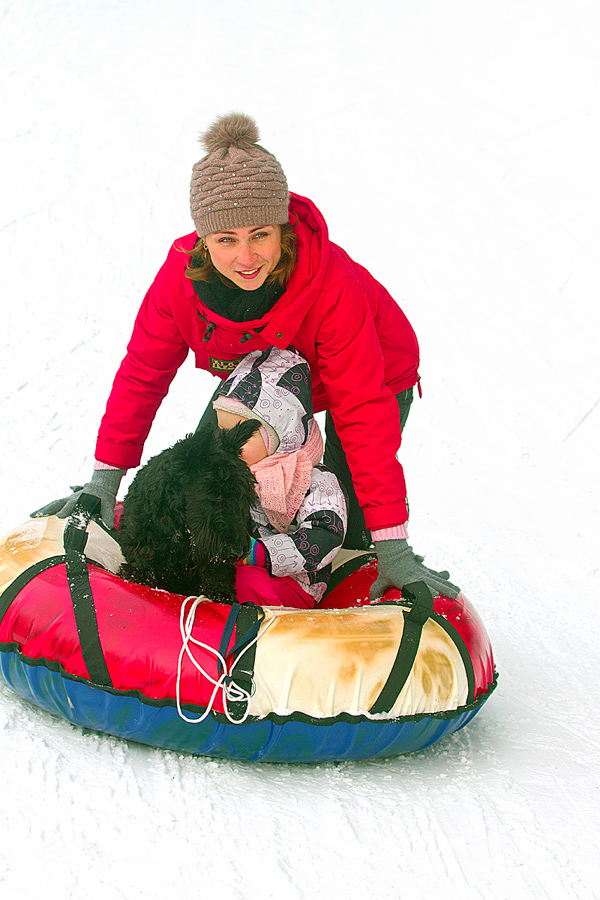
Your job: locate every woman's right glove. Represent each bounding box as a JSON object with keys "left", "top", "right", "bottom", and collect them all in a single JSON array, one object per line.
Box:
[
  {"left": 30, "top": 467, "right": 126, "bottom": 530},
  {"left": 370, "top": 537, "right": 460, "bottom": 601}
]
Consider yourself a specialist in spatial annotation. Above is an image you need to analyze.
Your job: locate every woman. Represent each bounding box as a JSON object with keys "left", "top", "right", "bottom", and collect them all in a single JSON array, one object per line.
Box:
[{"left": 36, "top": 112, "right": 459, "bottom": 600}]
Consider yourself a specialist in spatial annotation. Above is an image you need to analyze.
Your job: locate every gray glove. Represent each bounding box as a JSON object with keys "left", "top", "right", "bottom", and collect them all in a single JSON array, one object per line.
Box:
[
  {"left": 370, "top": 538, "right": 460, "bottom": 601},
  {"left": 30, "top": 467, "right": 126, "bottom": 530}
]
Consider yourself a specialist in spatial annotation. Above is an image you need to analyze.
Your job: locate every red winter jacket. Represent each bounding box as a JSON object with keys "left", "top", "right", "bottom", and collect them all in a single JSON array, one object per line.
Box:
[{"left": 96, "top": 193, "right": 419, "bottom": 529}]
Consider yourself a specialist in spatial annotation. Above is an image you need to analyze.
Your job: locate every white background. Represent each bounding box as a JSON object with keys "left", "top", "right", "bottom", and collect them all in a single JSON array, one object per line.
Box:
[{"left": 1, "top": 2, "right": 599, "bottom": 898}]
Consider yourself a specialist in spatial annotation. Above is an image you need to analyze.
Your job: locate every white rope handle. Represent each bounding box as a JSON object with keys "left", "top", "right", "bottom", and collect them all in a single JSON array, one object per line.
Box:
[{"left": 175, "top": 596, "right": 275, "bottom": 725}]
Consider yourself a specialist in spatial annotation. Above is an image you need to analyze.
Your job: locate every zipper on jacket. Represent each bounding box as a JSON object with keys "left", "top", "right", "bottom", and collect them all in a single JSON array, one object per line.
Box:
[{"left": 197, "top": 309, "right": 216, "bottom": 343}]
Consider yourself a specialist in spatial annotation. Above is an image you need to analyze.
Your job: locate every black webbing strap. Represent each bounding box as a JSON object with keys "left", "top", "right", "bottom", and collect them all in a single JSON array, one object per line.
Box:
[
  {"left": 369, "top": 581, "right": 434, "bottom": 715},
  {"left": 324, "top": 552, "right": 378, "bottom": 596},
  {"left": 230, "top": 602, "right": 265, "bottom": 663},
  {"left": 219, "top": 601, "right": 264, "bottom": 722},
  {"left": 63, "top": 494, "right": 113, "bottom": 688},
  {"left": 216, "top": 602, "right": 241, "bottom": 677}
]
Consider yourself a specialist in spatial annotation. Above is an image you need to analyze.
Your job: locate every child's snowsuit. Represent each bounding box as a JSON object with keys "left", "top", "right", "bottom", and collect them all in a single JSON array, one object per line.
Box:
[{"left": 213, "top": 347, "right": 347, "bottom": 608}]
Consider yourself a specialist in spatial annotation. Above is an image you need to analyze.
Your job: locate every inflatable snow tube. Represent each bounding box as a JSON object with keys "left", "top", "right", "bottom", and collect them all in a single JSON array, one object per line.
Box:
[{"left": 0, "top": 499, "right": 497, "bottom": 763}]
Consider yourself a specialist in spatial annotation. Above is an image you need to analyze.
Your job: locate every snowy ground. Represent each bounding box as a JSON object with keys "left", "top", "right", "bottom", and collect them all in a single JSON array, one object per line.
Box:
[{"left": 1, "top": 1, "right": 599, "bottom": 898}]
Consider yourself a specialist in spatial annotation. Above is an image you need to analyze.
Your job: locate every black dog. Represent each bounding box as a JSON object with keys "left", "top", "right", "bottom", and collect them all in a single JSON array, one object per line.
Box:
[{"left": 118, "top": 419, "right": 260, "bottom": 602}]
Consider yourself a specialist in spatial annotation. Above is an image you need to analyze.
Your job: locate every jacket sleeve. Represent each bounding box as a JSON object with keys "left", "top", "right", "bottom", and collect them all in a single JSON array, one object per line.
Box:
[
  {"left": 95, "top": 251, "right": 190, "bottom": 469},
  {"left": 314, "top": 276, "right": 410, "bottom": 529},
  {"left": 259, "top": 467, "right": 347, "bottom": 578}
]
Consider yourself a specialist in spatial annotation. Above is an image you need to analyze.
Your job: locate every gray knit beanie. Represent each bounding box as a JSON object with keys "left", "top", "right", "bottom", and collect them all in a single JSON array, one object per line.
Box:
[{"left": 190, "top": 112, "right": 290, "bottom": 237}]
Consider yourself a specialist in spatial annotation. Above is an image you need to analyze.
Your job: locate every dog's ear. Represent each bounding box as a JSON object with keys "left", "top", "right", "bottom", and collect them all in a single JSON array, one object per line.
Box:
[
  {"left": 220, "top": 418, "right": 262, "bottom": 457},
  {"left": 185, "top": 478, "right": 256, "bottom": 563},
  {"left": 184, "top": 437, "right": 258, "bottom": 564}
]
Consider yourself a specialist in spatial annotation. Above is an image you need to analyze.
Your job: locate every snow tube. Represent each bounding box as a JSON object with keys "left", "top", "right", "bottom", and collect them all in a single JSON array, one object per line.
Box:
[{"left": 0, "top": 498, "right": 497, "bottom": 763}]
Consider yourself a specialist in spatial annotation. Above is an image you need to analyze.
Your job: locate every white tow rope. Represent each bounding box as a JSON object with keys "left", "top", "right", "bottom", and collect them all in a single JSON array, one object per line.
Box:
[{"left": 175, "top": 595, "right": 275, "bottom": 725}]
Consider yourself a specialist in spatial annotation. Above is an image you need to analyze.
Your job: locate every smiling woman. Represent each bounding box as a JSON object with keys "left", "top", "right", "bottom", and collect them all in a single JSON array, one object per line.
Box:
[{"left": 34, "top": 111, "right": 461, "bottom": 603}]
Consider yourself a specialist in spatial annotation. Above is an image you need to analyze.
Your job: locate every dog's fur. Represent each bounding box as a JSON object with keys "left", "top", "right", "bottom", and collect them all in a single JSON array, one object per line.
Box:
[{"left": 117, "top": 419, "right": 260, "bottom": 602}]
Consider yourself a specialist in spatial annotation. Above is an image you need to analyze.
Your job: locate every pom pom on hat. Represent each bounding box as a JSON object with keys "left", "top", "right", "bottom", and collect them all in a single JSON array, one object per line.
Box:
[{"left": 200, "top": 112, "right": 261, "bottom": 154}]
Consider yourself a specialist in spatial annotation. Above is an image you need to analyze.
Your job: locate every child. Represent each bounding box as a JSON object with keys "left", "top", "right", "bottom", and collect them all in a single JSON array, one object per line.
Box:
[{"left": 213, "top": 346, "right": 347, "bottom": 608}]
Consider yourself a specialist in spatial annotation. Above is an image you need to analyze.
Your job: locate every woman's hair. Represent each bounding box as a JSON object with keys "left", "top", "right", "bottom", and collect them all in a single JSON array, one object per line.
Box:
[{"left": 184, "top": 222, "right": 297, "bottom": 288}]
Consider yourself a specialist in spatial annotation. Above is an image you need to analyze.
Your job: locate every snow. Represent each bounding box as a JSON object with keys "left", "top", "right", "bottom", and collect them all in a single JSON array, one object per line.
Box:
[{"left": 1, "top": 0, "right": 599, "bottom": 897}]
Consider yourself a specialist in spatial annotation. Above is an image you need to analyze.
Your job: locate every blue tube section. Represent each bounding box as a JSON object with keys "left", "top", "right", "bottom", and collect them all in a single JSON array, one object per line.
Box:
[{"left": 0, "top": 649, "right": 491, "bottom": 764}]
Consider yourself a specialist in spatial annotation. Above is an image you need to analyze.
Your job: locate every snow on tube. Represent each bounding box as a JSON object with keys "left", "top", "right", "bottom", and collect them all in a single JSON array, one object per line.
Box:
[{"left": 0, "top": 500, "right": 497, "bottom": 763}]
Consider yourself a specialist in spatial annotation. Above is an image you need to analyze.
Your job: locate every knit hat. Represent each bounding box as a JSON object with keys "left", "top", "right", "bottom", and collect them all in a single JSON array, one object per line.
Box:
[{"left": 190, "top": 112, "right": 290, "bottom": 237}]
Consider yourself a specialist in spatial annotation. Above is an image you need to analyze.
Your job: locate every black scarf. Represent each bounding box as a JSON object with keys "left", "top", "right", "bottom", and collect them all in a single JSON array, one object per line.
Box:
[{"left": 192, "top": 275, "right": 285, "bottom": 323}]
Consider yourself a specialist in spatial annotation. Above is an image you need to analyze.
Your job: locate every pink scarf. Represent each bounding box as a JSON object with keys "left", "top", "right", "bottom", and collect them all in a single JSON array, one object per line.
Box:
[{"left": 250, "top": 421, "right": 324, "bottom": 532}]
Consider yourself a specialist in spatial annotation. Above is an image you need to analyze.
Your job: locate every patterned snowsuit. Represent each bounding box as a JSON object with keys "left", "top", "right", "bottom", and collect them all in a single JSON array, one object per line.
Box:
[{"left": 218, "top": 347, "right": 347, "bottom": 605}]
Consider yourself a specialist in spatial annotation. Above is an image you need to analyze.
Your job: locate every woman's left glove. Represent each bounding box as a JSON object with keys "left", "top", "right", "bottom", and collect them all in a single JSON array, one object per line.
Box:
[{"left": 370, "top": 538, "right": 460, "bottom": 601}]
